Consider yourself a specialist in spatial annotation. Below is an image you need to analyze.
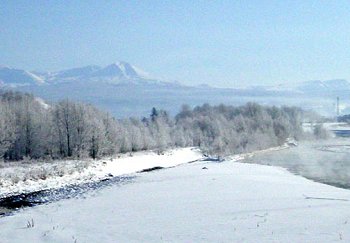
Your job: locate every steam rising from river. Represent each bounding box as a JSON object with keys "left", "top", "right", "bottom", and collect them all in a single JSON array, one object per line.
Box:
[{"left": 245, "top": 138, "right": 350, "bottom": 188}]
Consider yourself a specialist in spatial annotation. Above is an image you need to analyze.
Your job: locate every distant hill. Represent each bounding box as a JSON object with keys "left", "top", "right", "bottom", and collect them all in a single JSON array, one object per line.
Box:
[
  {"left": 1, "top": 62, "right": 158, "bottom": 86},
  {"left": 0, "top": 62, "right": 348, "bottom": 117},
  {"left": 0, "top": 66, "right": 45, "bottom": 86},
  {"left": 296, "top": 79, "right": 350, "bottom": 95}
]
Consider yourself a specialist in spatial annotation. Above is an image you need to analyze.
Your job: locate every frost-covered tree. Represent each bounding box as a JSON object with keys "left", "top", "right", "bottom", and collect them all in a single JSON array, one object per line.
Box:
[
  {"left": 0, "top": 102, "right": 16, "bottom": 159},
  {"left": 0, "top": 90, "right": 310, "bottom": 161}
]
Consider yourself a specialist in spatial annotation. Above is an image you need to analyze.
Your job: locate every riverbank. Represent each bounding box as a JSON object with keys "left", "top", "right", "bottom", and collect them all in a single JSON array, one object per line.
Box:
[{"left": 0, "top": 147, "right": 203, "bottom": 199}]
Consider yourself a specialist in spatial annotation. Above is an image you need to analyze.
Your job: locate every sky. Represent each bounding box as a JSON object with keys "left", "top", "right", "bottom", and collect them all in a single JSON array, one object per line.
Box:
[{"left": 1, "top": 0, "right": 350, "bottom": 88}]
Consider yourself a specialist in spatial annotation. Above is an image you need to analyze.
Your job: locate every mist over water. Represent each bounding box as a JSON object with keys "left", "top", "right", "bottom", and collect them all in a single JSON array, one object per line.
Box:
[{"left": 245, "top": 137, "right": 350, "bottom": 189}]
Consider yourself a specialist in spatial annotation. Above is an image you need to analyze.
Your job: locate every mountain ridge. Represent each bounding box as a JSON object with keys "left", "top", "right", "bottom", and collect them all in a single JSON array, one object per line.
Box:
[
  {"left": 0, "top": 61, "right": 159, "bottom": 87},
  {"left": 1, "top": 62, "right": 349, "bottom": 117},
  {"left": 2, "top": 62, "right": 350, "bottom": 95}
]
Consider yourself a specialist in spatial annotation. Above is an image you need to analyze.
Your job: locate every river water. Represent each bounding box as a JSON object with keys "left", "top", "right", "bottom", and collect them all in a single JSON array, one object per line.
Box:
[{"left": 244, "top": 132, "right": 350, "bottom": 189}]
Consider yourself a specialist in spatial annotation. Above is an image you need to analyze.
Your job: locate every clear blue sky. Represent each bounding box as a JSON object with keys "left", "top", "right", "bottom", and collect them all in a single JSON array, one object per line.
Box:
[{"left": 1, "top": 0, "right": 350, "bottom": 87}]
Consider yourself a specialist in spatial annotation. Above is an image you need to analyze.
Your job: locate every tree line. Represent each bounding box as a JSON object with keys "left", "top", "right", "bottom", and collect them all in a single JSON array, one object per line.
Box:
[{"left": 0, "top": 91, "right": 306, "bottom": 161}]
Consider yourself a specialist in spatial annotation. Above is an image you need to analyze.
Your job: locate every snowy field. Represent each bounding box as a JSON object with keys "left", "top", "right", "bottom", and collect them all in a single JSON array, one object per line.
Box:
[
  {"left": 1, "top": 160, "right": 350, "bottom": 242},
  {"left": 1, "top": 123, "right": 350, "bottom": 242},
  {"left": 0, "top": 148, "right": 203, "bottom": 199}
]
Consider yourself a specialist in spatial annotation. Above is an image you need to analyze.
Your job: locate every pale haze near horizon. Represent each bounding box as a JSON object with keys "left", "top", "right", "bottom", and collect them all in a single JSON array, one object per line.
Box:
[{"left": 1, "top": 1, "right": 350, "bottom": 88}]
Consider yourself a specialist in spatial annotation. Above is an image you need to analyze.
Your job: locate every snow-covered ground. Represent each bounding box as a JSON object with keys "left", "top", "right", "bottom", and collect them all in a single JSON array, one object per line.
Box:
[
  {"left": 303, "top": 122, "right": 350, "bottom": 132},
  {"left": 1, "top": 134, "right": 350, "bottom": 242},
  {"left": 0, "top": 122, "right": 339, "bottom": 202},
  {"left": 304, "top": 122, "right": 350, "bottom": 132},
  {"left": 1, "top": 160, "right": 350, "bottom": 242},
  {"left": 323, "top": 122, "right": 350, "bottom": 131},
  {"left": 0, "top": 147, "right": 203, "bottom": 199}
]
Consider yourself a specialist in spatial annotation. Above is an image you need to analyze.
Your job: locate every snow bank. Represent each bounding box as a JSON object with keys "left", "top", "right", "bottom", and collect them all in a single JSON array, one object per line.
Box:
[
  {"left": 323, "top": 122, "right": 350, "bottom": 131},
  {"left": 226, "top": 143, "right": 289, "bottom": 162},
  {"left": 303, "top": 122, "right": 350, "bottom": 132},
  {"left": 0, "top": 147, "right": 203, "bottom": 198},
  {"left": 1, "top": 160, "right": 350, "bottom": 242}
]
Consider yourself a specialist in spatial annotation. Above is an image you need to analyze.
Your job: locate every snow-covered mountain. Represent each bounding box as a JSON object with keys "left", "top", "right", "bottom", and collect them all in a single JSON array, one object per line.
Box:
[
  {"left": 90, "top": 62, "right": 150, "bottom": 80},
  {"left": 0, "top": 66, "right": 45, "bottom": 87},
  {"left": 296, "top": 79, "right": 350, "bottom": 93},
  {"left": 43, "top": 65, "right": 101, "bottom": 81},
  {"left": 0, "top": 61, "right": 156, "bottom": 86},
  {"left": 1, "top": 62, "right": 350, "bottom": 117},
  {"left": 3, "top": 62, "right": 350, "bottom": 96},
  {"left": 254, "top": 79, "right": 350, "bottom": 93}
]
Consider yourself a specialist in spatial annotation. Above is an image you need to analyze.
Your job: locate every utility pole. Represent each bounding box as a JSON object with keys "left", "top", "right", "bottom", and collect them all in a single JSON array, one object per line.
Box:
[{"left": 337, "top": 97, "right": 340, "bottom": 117}]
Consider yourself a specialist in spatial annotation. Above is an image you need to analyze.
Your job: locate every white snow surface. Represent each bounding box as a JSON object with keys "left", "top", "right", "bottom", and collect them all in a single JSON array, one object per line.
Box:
[
  {"left": 323, "top": 122, "right": 350, "bottom": 131},
  {"left": 0, "top": 147, "right": 203, "bottom": 199},
  {"left": 1, "top": 154, "right": 350, "bottom": 242},
  {"left": 302, "top": 122, "right": 350, "bottom": 134}
]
